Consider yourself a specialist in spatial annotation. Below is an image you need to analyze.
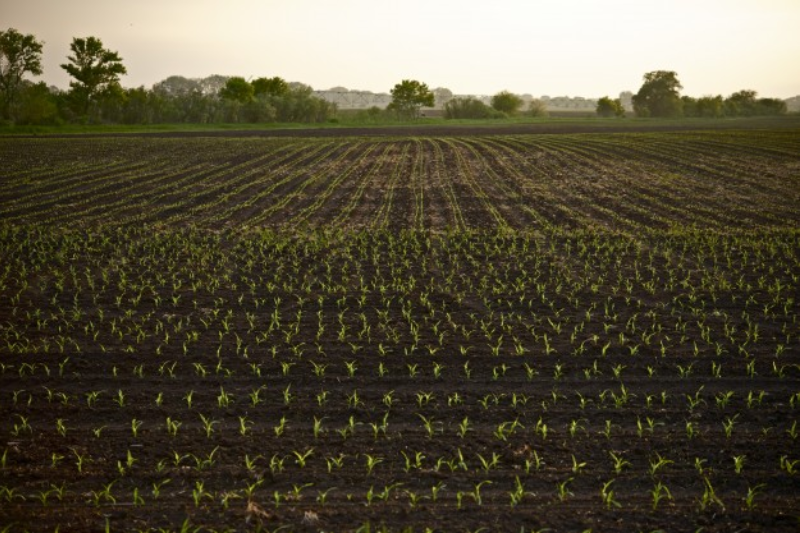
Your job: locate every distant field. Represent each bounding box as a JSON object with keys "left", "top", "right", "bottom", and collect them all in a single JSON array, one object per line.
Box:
[
  {"left": 1, "top": 126, "right": 799, "bottom": 533},
  {"left": 2, "top": 128, "right": 799, "bottom": 232},
  {"left": 3, "top": 113, "right": 799, "bottom": 136}
]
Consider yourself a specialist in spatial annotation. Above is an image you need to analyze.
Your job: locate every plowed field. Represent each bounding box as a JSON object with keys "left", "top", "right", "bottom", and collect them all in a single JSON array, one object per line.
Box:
[{"left": 1, "top": 126, "right": 799, "bottom": 533}]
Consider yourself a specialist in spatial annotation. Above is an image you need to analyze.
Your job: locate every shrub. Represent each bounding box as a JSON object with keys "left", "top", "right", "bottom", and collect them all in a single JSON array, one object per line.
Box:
[{"left": 444, "top": 97, "right": 504, "bottom": 119}]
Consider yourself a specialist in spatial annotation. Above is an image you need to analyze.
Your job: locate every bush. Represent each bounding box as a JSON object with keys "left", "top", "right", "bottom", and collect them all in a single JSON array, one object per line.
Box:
[
  {"left": 528, "top": 99, "right": 549, "bottom": 117},
  {"left": 596, "top": 96, "right": 625, "bottom": 118},
  {"left": 444, "top": 97, "right": 504, "bottom": 119}
]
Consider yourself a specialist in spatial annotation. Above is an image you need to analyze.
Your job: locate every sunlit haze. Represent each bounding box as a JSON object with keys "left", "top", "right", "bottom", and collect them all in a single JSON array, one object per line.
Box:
[{"left": 3, "top": 0, "right": 799, "bottom": 98}]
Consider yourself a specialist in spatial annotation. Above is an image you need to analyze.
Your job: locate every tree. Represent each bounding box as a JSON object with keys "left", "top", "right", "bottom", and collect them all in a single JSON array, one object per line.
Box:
[
  {"left": 219, "top": 76, "right": 254, "bottom": 103},
  {"left": 152, "top": 75, "right": 202, "bottom": 98},
  {"left": 725, "top": 90, "right": 758, "bottom": 116},
  {"left": 119, "top": 86, "right": 154, "bottom": 124},
  {"left": 444, "top": 97, "right": 496, "bottom": 119},
  {"left": 527, "top": 99, "right": 548, "bottom": 117},
  {"left": 252, "top": 76, "right": 289, "bottom": 97},
  {"left": 197, "top": 75, "right": 229, "bottom": 96},
  {"left": 14, "top": 81, "right": 58, "bottom": 125},
  {"left": 432, "top": 87, "right": 453, "bottom": 108},
  {"left": 618, "top": 91, "right": 634, "bottom": 111},
  {"left": 755, "top": 97, "right": 786, "bottom": 116},
  {"left": 596, "top": 96, "right": 625, "bottom": 117},
  {"left": 695, "top": 95, "right": 724, "bottom": 118},
  {"left": 681, "top": 96, "right": 698, "bottom": 117},
  {"left": 388, "top": 79, "right": 434, "bottom": 119},
  {"left": 61, "top": 36, "right": 126, "bottom": 117},
  {"left": 271, "top": 83, "right": 337, "bottom": 123},
  {"left": 0, "top": 28, "right": 44, "bottom": 121},
  {"left": 218, "top": 77, "right": 254, "bottom": 122},
  {"left": 491, "top": 90, "right": 523, "bottom": 115},
  {"left": 93, "top": 82, "right": 126, "bottom": 123},
  {"left": 151, "top": 76, "right": 213, "bottom": 123},
  {"left": 632, "top": 70, "right": 683, "bottom": 117}
]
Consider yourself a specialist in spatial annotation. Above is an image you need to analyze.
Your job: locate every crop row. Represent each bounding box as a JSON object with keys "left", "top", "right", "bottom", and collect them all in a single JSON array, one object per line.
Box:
[
  {"left": 2, "top": 131, "right": 799, "bottom": 232},
  {"left": 1, "top": 224, "right": 798, "bottom": 531},
  {"left": 1, "top": 129, "right": 799, "bottom": 531}
]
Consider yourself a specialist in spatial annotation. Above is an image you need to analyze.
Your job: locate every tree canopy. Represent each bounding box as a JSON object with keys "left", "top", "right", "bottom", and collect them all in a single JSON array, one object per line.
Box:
[
  {"left": 252, "top": 76, "right": 289, "bottom": 97},
  {"left": 632, "top": 70, "right": 683, "bottom": 118},
  {"left": 388, "top": 79, "right": 434, "bottom": 119},
  {"left": 1, "top": 34, "right": 792, "bottom": 128},
  {"left": 444, "top": 97, "right": 499, "bottom": 119},
  {"left": 724, "top": 90, "right": 759, "bottom": 116},
  {"left": 681, "top": 90, "right": 786, "bottom": 118},
  {"left": 0, "top": 28, "right": 44, "bottom": 120},
  {"left": 490, "top": 91, "right": 523, "bottom": 115},
  {"left": 61, "top": 36, "right": 127, "bottom": 116},
  {"left": 219, "top": 76, "right": 254, "bottom": 103},
  {"left": 526, "top": 99, "right": 548, "bottom": 117},
  {"left": 432, "top": 87, "right": 454, "bottom": 108},
  {"left": 596, "top": 96, "right": 625, "bottom": 118}
]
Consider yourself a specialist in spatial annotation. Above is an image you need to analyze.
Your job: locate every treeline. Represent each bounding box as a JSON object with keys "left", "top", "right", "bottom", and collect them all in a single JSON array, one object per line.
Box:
[
  {"left": 680, "top": 91, "right": 786, "bottom": 118},
  {"left": 0, "top": 29, "right": 335, "bottom": 126},
  {"left": 0, "top": 28, "right": 792, "bottom": 126},
  {"left": 3, "top": 75, "right": 338, "bottom": 126},
  {"left": 443, "top": 92, "right": 549, "bottom": 119},
  {"left": 597, "top": 71, "right": 788, "bottom": 119}
]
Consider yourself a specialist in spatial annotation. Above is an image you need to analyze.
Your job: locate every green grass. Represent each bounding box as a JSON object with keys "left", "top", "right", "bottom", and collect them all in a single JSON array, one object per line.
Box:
[{"left": 1, "top": 114, "right": 798, "bottom": 136}]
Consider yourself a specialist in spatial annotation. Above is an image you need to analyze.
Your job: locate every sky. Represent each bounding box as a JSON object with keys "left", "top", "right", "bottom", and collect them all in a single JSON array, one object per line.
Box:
[{"left": 3, "top": 0, "right": 800, "bottom": 98}]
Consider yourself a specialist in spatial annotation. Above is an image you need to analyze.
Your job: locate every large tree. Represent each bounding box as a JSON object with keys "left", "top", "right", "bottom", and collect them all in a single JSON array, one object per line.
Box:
[
  {"left": 388, "top": 79, "right": 434, "bottom": 119},
  {"left": 219, "top": 76, "right": 254, "bottom": 103},
  {"left": 695, "top": 95, "right": 724, "bottom": 118},
  {"left": 61, "top": 36, "right": 127, "bottom": 116},
  {"left": 724, "top": 90, "right": 758, "bottom": 116},
  {"left": 152, "top": 75, "right": 202, "bottom": 98},
  {"left": 632, "top": 70, "right": 683, "bottom": 118},
  {"left": 14, "top": 81, "right": 58, "bottom": 125},
  {"left": 0, "top": 28, "right": 44, "bottom": 120},
  {"left": 596, "top": 96, "right": 625, "bottom": 118},
  {"left": 252, "top": 76, "right": 289, "bottom": 97},
  {"left": 491, "top": 90, "right": 523, "bottom": 115}
]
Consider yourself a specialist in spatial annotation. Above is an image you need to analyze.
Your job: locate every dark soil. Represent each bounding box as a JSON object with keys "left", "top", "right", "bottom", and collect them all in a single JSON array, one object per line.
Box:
[
  {"left": 15, "top": 115, "right": 800, "bottom": 140},
  {"left": 1, "top": 229, "right": 799, "bottom": 532}
]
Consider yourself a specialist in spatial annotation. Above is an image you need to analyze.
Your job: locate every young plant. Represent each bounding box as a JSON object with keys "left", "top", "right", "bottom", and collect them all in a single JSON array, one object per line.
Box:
[
  {"left": 365, "top": 454, "right": 383, "bottom": 475},
  {"left": 238, "top": 416, "right": 252, "bottom": 436},
  {"left": 698, "top": 476, "right": 725, "bottom": 511},
  {"left": 601, "top": 479, "right": 621, "bottom": 509},
  {"left": 476, "top": 452, "right": 500, "bottom": 473},
  {"left": 722, "top": 414, "right": 739, "bottom": 439},
  {"left": 470, "top": 480, "right": 492, "bottom": 506},
  {"left": 71, "top": 448, "right": 89, "bottom": 474},
  {"left": 651, "top": 481, "right": 672, "bottom": 510},
  {"left": 274, "top": 416, "right": 288, "bottom": 437},
  {"left": 743, "top": 483, "right": 766, "bottom": 510},
  {"left": 244, "top": 454, "right": 262, "bottom": 473},
  {"left": 165, "top": 417, "right": 181, "bottom": 437},
  {"left": 732, "top": 454, "right": 746, "bottom": 474},
  {"left": 417, "top": 414, "right": 438, "bottom": 438},
  {"left": 556, "top": 477, "right": 574, "bottom": 502},
  {"left": 198, "top": 413, "right": 218, "bottom": 438},
  {"left": 649, "top": 453, "right": 674, "bottom": 477},
  {"left": 326, "top": 454, "right": 346, "bottom": 473},
  {"left": 293, "top": 448, "right": 314, "bottom": 468},
  {"left": 131, "top": 418, "right": 143, "bottom": 438},
  {"left": 609, "top": 451, "right": 630, "bottom": 474}
]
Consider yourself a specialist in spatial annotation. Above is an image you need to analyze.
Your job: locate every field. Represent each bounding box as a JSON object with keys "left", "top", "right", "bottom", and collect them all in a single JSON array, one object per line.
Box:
[{"left": 1, "top": 124, "right": 799, "bottom": 532}]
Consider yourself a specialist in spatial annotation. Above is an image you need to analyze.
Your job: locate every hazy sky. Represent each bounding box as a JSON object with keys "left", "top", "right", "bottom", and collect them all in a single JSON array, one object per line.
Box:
[{"left": 3, "top": 0, "right": 799, "bottom": 98}]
